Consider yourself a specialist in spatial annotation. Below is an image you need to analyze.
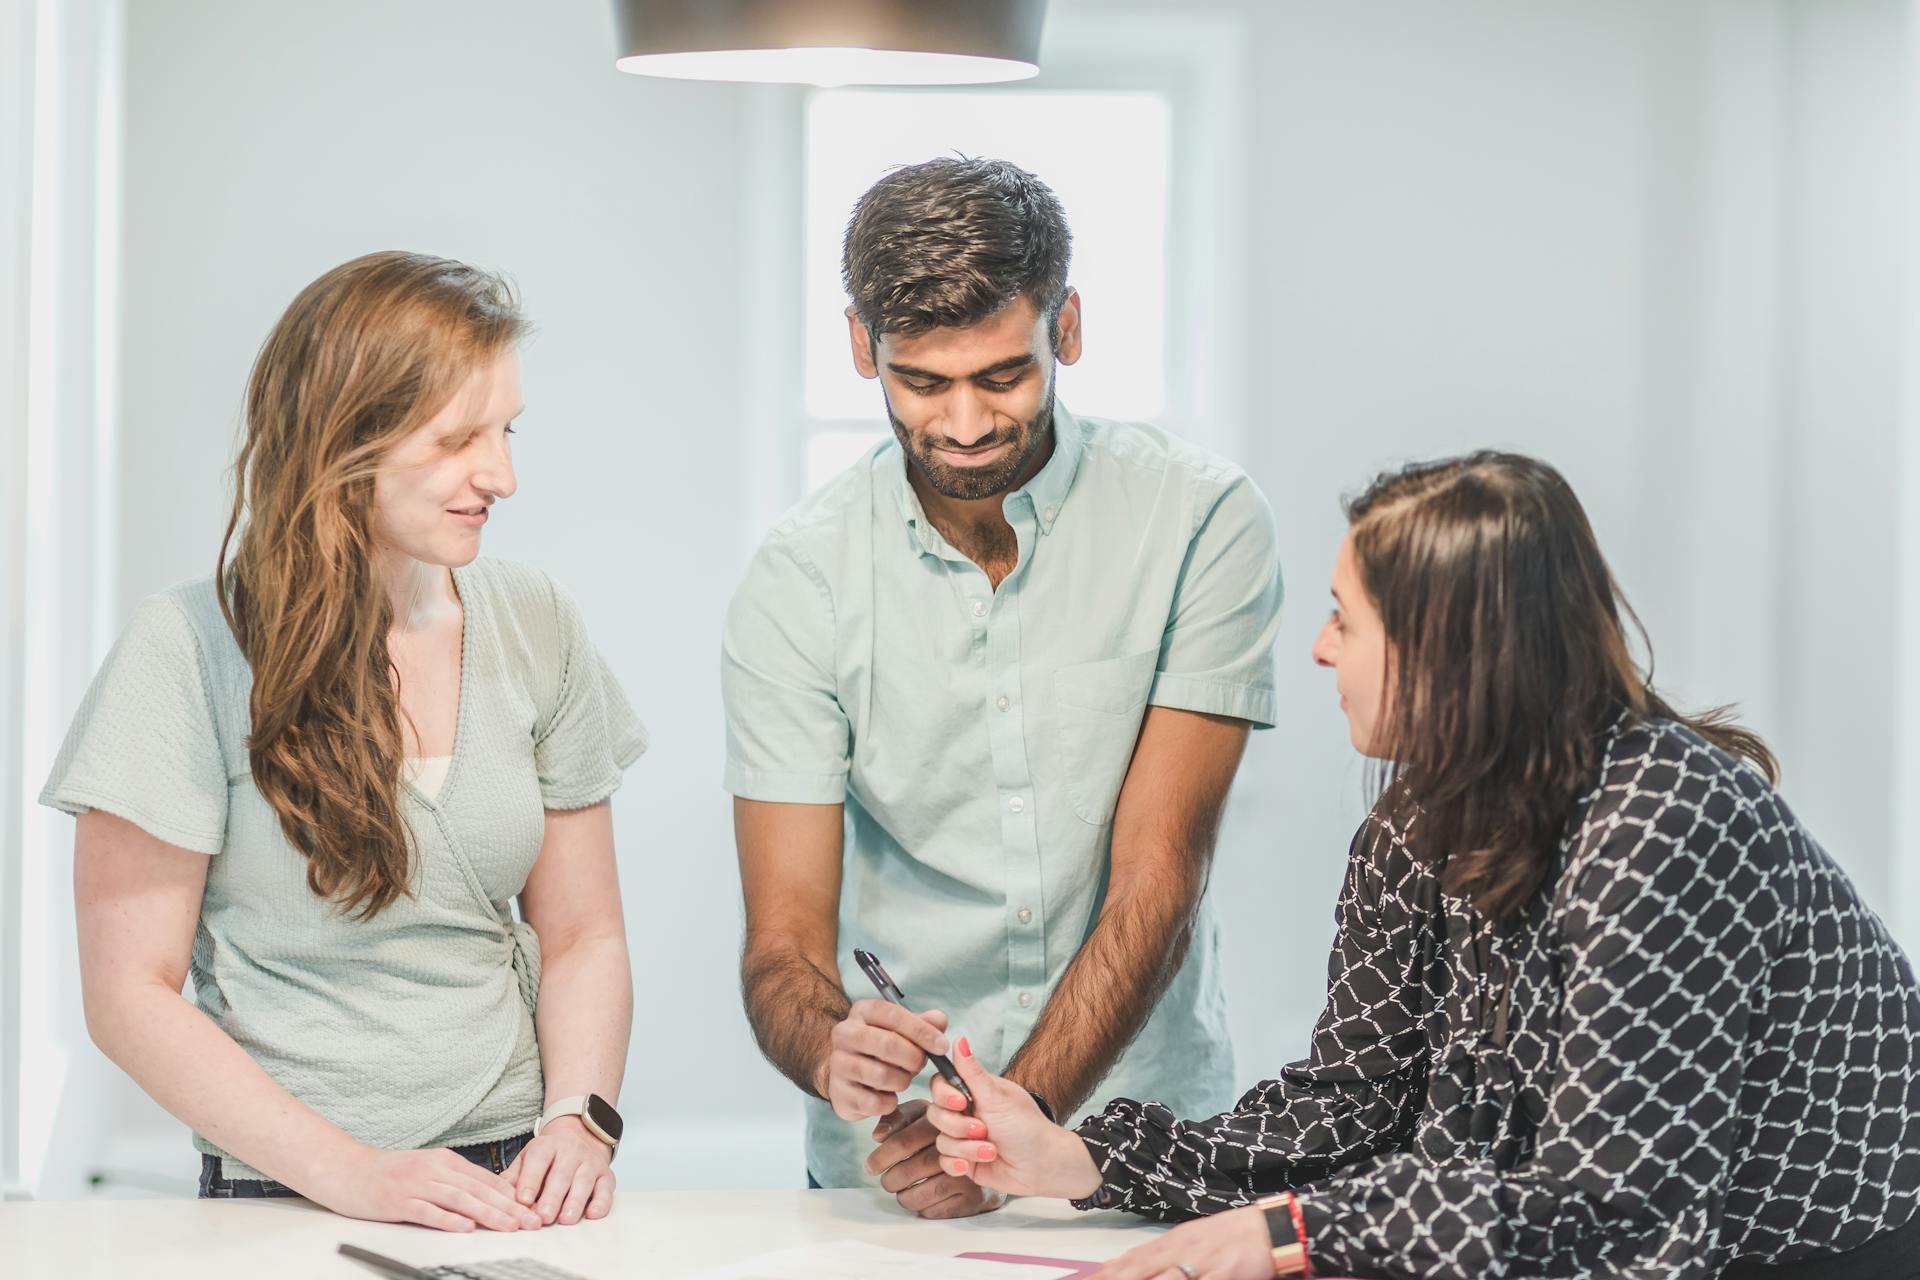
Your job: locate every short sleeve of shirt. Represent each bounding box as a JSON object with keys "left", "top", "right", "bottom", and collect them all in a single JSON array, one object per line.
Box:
[
  {"left": 534, "top": 583, "right": 649, "bottom": 810},
  {"left": 38, "top": 593, "right": 230, "bottom": 854},
  {"left": 721, "top": 533, "right": 850, "bottom": 804},
  {"left": 1148, "top": 473, "right": 1284, "bottom": 729}
]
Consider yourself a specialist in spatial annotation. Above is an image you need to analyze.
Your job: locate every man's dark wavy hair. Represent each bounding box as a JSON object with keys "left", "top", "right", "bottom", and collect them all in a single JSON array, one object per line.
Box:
[{"left": 842, "top": 156, "right": 1073, "bottom": 342}]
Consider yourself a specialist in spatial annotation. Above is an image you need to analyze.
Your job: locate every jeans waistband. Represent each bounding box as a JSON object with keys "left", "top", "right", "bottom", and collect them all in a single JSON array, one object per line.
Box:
[{"left": 196, "top": 1131, "right": 535, "bottom": 1199}]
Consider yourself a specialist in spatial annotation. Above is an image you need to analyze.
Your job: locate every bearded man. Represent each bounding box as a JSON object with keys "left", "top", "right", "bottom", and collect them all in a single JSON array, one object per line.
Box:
[{"left": 723, "top": 156, "right": 1284, "bottom": 1217}]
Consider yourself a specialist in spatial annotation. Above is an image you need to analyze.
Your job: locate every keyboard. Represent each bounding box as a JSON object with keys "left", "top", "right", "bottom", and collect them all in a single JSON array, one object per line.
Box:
[{"left": 422, "top": 1262, "right": 593, "bottom": 1280}]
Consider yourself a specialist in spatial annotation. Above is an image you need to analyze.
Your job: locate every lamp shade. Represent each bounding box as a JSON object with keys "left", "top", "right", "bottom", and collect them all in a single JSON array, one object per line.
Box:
[{"left": 611, "top": 0, "right": 1048, "bottom": 86}]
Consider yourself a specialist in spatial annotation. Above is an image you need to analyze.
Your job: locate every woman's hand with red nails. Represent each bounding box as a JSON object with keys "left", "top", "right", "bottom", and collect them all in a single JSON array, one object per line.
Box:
[{"left": 921, "top": 1037, "right": 1104, "bottom": 1201}]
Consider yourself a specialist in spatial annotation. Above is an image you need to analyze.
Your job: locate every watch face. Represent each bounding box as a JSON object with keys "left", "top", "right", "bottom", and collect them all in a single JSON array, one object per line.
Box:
[{"left": 585, "top": 1093, "right": 623, "bottom": 1143}]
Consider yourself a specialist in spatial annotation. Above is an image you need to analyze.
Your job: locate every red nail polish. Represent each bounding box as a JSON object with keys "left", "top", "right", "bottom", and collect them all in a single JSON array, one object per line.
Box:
[
  {"left": 978, "top": 1144, "right": 996, "bottom": 1160},
  {"left": 957, "top": 1037, "right": 971, "bottom": 1058},
  {"left": 967, "top": 1122, "right": 986, "bottom": 1139}
]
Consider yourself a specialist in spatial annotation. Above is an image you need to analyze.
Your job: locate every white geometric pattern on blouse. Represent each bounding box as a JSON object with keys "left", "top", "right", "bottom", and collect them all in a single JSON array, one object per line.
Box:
[{"left": 1074, "top": 720, "right": 1920, "bottom": 1279}]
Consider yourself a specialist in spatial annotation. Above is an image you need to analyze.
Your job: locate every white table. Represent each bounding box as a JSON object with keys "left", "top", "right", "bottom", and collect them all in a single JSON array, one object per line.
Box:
[{"left": 0, "top": 1189, "right": 1168, "bottom": 1279}]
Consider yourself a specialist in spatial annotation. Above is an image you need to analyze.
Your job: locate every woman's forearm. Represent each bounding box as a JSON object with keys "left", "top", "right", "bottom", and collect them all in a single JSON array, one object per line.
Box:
[
  {"left": 531, "top": 933, "right": 633, "bottom": 1108},
  {"left": 86, "top": 981, "right": 363, "bottom": 1190}
]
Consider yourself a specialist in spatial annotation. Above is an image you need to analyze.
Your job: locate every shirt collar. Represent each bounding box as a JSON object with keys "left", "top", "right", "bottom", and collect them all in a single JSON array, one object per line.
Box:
[
  {"left": 1013, "top": 400, "right": 1085, "bottom": 536},
  {"left": 890, "top": 400, "right": 1087, "bottom": 554}
]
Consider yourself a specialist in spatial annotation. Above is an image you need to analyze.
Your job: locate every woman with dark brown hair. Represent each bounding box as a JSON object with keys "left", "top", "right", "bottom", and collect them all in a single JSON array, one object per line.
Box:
[
  {"left": 915, "top": 452, "right": 1920, "bottom": 1279},
  {"left": 40, "top": 251, "right": 645, "bottom": 1231}
]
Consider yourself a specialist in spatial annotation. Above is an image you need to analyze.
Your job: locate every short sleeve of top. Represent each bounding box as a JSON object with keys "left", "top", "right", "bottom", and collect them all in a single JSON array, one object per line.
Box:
[
  {"left": 1148, "top": 472, "right": 1284, "bottom": 729},
  {"left": 534, "top": 580, "right": 650, "bottom": 811},
  {"left": 720, "top": 532, "right": 850, "bottom": 805},
  {"left": 38, "top": 593, "right": 229, "bottom": 854}
]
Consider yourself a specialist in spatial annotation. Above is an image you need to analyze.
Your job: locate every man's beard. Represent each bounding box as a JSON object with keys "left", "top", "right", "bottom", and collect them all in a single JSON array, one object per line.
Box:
[{"left": 886, "top": 385, "right": 1056, "bottom": 502}]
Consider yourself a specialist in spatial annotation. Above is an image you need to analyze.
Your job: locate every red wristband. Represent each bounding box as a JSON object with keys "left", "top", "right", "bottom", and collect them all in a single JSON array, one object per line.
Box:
[{"left": 1285, "top": 1192, "right": 1314, "bottom": 1279}]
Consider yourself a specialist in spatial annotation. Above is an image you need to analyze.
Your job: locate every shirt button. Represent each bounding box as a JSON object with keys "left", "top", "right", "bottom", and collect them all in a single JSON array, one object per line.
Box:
[
  {"left": 1017, "top": 991, "right": 1034, "bottom": 1008},
  {"left": 1043, "top": 506, "right": 1057, "bottom": 522},
  {"left": 1008, "top": 796, "right": 1025, "bottom": 814},
  {"left": 970, "top": 600, "right": 988, "bottom": 618},
  {"left": 1016, "top": 907, "right": 1033, "bottom": 924},
  {"left": 995, "top": 695, "right": 1010, "bottom": 712}
]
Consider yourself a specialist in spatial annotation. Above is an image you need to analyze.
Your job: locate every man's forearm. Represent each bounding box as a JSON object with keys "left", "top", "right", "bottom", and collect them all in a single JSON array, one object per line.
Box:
[
  {"left": 1009, "top": 708, "right": 1245, "bottom": 1116},
  {"left": 533, "top": 933, "right": 633, "bottom": 1107},
  {"left": 1004, "top": 867, "right": 1202, "bottom": 1116},
  {"left": 741, "top": 941, "right": 851, "bottom": 1097}
]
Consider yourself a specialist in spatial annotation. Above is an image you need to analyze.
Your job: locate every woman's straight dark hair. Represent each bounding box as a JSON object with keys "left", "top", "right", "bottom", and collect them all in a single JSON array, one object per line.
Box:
[{"left": 1348, "top": 451, "right": 1779, "bottom": 921}]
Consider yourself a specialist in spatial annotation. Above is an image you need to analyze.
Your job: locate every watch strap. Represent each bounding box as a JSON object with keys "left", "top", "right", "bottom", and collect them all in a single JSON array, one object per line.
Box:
[
  {"left": 535, "top": 1094, "right": 620, "bottom": 1152},
  {"left": 1257, "top": 1192, "right": 1312, "bottom": 1277}
]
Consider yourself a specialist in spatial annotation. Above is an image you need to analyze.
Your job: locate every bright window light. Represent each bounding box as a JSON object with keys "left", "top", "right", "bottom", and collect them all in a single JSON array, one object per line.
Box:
[{"left": 803, "top": 89, "right": 1171, "bottom": 427}]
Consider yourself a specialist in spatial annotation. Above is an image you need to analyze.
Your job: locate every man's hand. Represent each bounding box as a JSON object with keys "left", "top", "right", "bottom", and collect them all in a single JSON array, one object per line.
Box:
[
  {"left": 865, "top": 1099, "right": 1006, "bottom": 1220},
  {"left": 503, "top": 1116, "right": 615, "bottom": 1226},
  {"left": 817, "top": 1000, "right": 951, "bottom": 1121}
]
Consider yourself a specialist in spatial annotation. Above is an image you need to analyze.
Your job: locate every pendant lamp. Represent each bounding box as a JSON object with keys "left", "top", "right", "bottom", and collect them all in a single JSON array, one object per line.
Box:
[{"left": 611, "top": 0, "right": 1048, "bottom": 87}]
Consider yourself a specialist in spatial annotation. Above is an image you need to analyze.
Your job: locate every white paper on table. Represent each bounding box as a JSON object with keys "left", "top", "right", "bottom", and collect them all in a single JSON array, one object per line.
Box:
[{"left": 696, "top": 1239, "right": 1085, "bottom": 1279}]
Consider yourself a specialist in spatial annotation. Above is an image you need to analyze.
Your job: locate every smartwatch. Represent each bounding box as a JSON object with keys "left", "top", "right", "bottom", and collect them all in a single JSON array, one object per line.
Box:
[
  {"left": 1256, "top": 1192, "right": 1313, "bottom": 1277},
  {"left": 534, "top": 1094, "right": 623, "bottom": 1155}
]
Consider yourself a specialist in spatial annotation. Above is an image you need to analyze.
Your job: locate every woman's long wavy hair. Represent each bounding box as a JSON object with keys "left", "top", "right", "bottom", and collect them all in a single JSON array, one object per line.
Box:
[
  {"left": 1349, "top": 451, "right": 1778, "bottom": 922},
  {"left": 217, "top": 251, "right": 526, "bottom": 919}
]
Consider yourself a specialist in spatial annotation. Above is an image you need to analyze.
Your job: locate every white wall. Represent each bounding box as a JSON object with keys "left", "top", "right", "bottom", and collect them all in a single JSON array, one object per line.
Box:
[
  {"left": 0, "top": 0, "right": 37, "bottom": 1203},
  {"left": 1221, "top": 0, "right": 1665, "bottom": 1066},
  {"left": 12, "top": 0, "right": 1913, "bottom": 1197},
  {"left": 1902, "top": 1, "right": 1920, "bottom": 947},
  {"left": 1167, "top": 0, "right": 1916, "bottom": 1076},
  {"left": 4, "top": 0, "right": 128, "bottom": 1199},
  {"left": 1772, "top": 0, "right": 1910, "bottom": 913}
]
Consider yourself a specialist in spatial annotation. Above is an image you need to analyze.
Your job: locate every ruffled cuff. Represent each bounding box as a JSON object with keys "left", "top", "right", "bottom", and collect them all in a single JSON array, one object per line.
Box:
[{"left": 1069, "top": 1103, "right": 1148, "bottom": 1212}]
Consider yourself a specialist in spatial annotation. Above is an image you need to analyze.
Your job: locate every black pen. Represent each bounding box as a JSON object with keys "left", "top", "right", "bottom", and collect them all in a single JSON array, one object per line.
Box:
[
  {"left": 853, "top": 948, "right": 973, "bottom": 1105},
  {"left": 336, "top": 1245, "right": 432, "bottom": 1278}
]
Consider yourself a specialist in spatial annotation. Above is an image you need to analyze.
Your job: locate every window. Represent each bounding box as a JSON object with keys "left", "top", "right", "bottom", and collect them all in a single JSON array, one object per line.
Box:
[
  {"left": 799, "top": 89, "right": 1172, "bottom": 492},
  {"left": 3, "top": 0, "right": 124, "bottom": 1199}
]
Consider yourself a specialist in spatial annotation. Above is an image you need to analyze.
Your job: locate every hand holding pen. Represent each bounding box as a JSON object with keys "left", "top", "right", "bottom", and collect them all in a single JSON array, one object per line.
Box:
[
  {"left": 850, "top": 950, "right": 1006, "bottom": 1218},
  {"left": 923, "top": 1038, "right": 1104, "bottom": 1201},
  {"left": 815, "top": 949, "right": 956, "bottom": 1123},
  {"left": 852, "top": 950, "right": 972, "bottom": 1105}
]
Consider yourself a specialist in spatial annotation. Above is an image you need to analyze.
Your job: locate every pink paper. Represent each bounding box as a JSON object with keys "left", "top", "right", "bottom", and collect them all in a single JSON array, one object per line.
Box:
[
  {"left": 957, "top": 1249, "right": 1361, "bottom": 1279},
  {"left": 955, "top": 1251, "right": 1101, "bottom": 1278}
]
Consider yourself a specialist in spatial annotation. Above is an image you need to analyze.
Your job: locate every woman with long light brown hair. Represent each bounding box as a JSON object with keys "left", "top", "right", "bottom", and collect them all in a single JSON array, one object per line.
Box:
[
  {"left": 914, "top": 452, "right": 1920, "bottom": 1279},
  {"left": 41, "top": 251, "right": 644, "bottom": 1231}
]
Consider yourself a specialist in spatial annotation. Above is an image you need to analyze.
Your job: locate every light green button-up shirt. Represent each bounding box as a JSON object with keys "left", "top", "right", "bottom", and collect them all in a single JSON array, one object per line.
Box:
[{"left": 722, "top": 405, "right": 1284, "bottom": 1186}]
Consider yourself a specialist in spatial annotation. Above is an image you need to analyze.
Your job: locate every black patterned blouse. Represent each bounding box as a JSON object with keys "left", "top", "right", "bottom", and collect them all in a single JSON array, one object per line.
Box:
[{"left": 1074, "top": 719, "right": 1920, "bottom": 1279}]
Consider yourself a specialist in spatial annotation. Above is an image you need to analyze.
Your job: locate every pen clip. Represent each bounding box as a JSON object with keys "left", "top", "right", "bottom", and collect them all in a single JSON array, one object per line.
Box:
[{"left": 853, "top": 948, "right": 899, "bottom": 1000}]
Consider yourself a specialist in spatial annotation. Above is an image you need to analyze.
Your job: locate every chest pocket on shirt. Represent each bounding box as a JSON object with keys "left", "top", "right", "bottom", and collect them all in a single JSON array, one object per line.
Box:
[{"left": 1052, "top": 649, "right": 1160, "bottom": 826}]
